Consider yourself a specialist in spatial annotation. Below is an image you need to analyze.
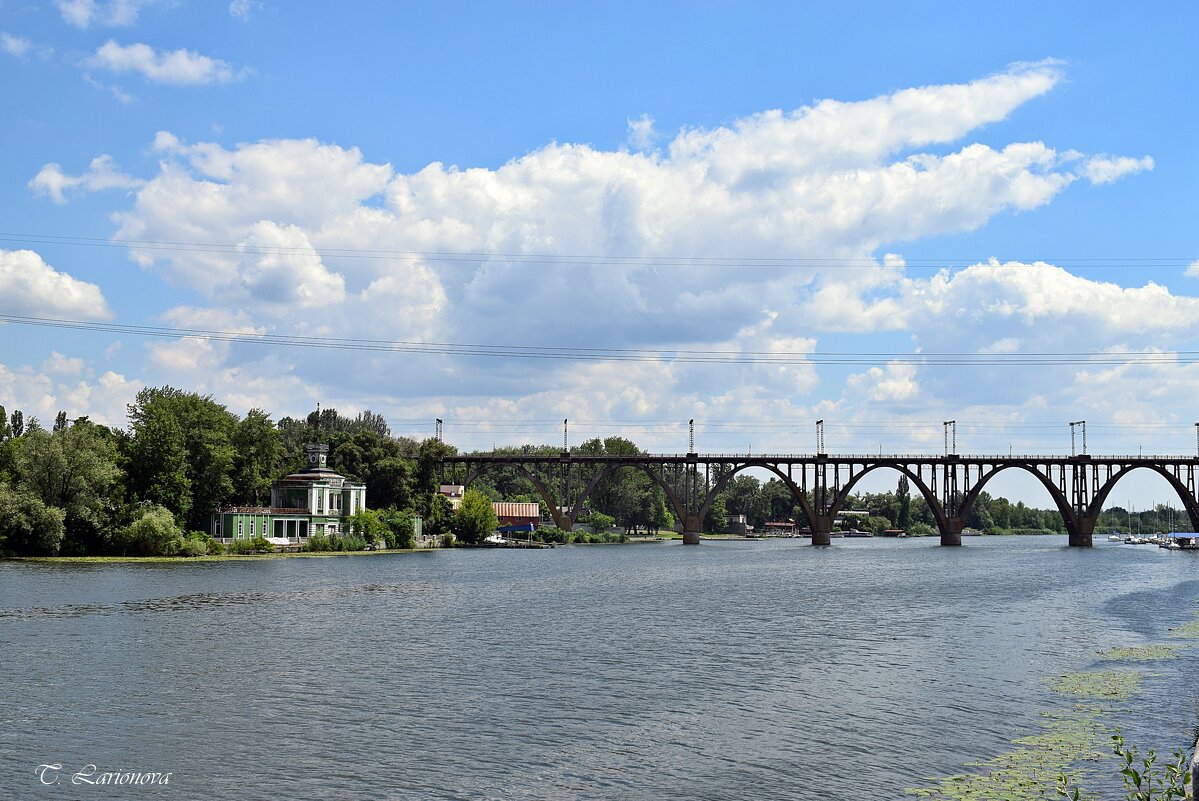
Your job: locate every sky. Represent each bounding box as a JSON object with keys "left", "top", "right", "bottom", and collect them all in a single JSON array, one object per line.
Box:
[{"left": 1, "top": 1, "right": 1198, "bottom": 507}]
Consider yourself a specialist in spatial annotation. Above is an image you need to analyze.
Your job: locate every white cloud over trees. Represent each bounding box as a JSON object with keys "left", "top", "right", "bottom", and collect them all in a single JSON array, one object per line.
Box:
[{"left": 20, "top": 62, "right": 1184, "bottom": 447}]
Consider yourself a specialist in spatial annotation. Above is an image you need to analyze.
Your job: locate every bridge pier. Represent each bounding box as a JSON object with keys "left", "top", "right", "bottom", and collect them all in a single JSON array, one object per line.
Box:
[
  {"left": 941, "top": 517, "right": 963, "bottom": 547},
  {"left": 1069, "top": 516, "right": 1095, "bottom": 548},
  {"left": 811, "top": 516, "right": 832, "bottom": 546},
  {"left": 682, "top": 514, "right": 702, "bottom": 545}
]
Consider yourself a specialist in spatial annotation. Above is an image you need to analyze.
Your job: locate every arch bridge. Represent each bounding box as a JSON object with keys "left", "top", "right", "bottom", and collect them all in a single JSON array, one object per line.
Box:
[{"left": 438, "top": 452, "right": 1199, "bottom": 546}]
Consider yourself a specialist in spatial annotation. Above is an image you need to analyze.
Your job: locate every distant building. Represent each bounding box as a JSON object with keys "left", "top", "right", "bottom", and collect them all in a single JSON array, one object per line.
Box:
[
  {"left": 493, "top": 502, "right": 539, "bottom": 528},
  {"left": 210, "top": 444, "right": 367, "bottom": 547},
  {"left": 438, "top": 484, "right": 465, "bottom": 509}
]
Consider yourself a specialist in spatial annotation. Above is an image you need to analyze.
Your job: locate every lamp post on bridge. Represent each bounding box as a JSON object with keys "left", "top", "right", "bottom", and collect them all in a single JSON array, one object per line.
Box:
[
  {"left": 943, "top": 420, "right": 956, "bottom": 456},
  {"left": 816, "top": 419, "right": 826, "bottom": 457}
]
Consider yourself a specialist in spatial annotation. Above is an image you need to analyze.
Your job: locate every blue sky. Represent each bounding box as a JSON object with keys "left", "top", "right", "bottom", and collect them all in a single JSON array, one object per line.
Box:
[{"left": 1, "top": 1, "right": 1197, "bottom": 506}]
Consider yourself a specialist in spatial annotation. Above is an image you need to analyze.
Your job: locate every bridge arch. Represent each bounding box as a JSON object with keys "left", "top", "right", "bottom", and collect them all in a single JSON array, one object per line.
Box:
[
  {"left": 463, "top": 463, "right": 568, "bottom": 529},
  {"left": 566, "top": 461, "right": 687, "bottom": 532},
  {"left": 1086, "top": 464, "right": 1199, "bottom": 531},
  {"left": 697, "top": 462, "right": 816, "bottom": 532},
  {"left": 957, "top": 463, "right": 1076, "bottom": 536},
  {"left": 826, "top": 462, "right": 947, "bottom": 533}
]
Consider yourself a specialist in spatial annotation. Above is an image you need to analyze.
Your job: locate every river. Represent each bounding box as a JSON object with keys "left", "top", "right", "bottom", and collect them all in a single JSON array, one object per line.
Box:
[{"left": 2, "top": 536, "right": 1196, "bottom": 800}]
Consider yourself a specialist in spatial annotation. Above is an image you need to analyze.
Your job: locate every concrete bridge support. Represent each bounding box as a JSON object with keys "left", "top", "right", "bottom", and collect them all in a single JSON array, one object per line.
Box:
[
  {"left": 682, "top": 515, "right": 702, "bottom": 545},
  {"left": 941, "top": 517, "right": 963, "bottom": 547},
  {"left": 1069, "top": 516, "right": 1095, "bottom": 548},
  {"left": 811, "top": 516, "right": 833, "bottom": 546}
]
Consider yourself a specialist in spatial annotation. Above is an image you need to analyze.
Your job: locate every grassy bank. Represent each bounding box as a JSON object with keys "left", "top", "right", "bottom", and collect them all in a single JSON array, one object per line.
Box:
[{"left": 6, "top": 548, "right": 436, "bottom": 564}]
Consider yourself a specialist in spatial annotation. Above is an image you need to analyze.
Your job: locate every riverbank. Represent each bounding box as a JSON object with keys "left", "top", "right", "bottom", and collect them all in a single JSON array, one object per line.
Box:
[{"left": 5, "top": 547, "right": 435, "bottom": 564}]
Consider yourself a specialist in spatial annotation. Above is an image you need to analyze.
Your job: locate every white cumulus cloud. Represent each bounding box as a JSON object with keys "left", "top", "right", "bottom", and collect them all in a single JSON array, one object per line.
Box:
[
  {"left": 1083, "top": 155, "right": 1154, "bottom": 185},
  {"left": 0, "top": 249, "right": 113, "bottom": 320},
  {"left": 29, "top": 154, "right": 143, "bottom": 203},
  {"left": 87, "top": 40, "right": 239, "bottom": 85},
  {"left": 1, "top": 32, "right": 32, "bottom": 58},
  {"left": 56, "top": 0, "right": 160, "bottom": 28}
]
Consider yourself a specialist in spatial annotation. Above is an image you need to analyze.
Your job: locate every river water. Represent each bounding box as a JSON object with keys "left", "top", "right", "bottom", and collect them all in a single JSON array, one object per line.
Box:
[{"left": 2, "top": 536, "right": 1196, "bottom": 800}]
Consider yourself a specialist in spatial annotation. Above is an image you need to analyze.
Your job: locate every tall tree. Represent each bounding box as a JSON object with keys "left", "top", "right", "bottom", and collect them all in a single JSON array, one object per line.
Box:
[
  {"left": 0, "top": 482, "right": 65, "bottom": 556},
  {"left": 897, "top": 475, "right": 911, "bottom": 529},
  {"left": 15, "top": 421, "right": 123, "bottom": 553},
  {"left": 53, "top": 411, "right": 68, "bottom": 432},
  {"left": 127, "top": 387, "right": 237, "bottom": 529},
  {"left": 10, "top": 410, "right": 23, "bottom": 438},
  {"left": 231, "top": 408, "right": 281, "bottom": 506},
  {"left": 453, "top": 487, "right": 498, "bottom": 545}
]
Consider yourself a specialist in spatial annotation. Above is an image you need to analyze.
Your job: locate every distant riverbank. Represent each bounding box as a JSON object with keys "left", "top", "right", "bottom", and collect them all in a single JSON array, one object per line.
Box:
[{"left": 4, "top": 548, "right": 435, "bottom": 565}]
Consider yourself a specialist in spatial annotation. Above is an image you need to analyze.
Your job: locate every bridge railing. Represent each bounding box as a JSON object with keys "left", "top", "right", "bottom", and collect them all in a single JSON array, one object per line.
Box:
[{"left": 450, "top": 452, "right": 1196, "bottom": 462}]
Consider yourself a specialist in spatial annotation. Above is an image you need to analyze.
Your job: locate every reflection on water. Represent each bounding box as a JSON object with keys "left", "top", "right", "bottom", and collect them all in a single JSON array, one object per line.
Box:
[{"left": 1, "top": 537, "right": 1196, "bottom": 800}]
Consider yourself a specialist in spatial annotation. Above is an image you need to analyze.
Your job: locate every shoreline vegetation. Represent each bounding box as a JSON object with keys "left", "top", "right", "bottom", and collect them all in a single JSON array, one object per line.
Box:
[
  {"left": 0, "top": 389, "right": 1182, "bottom": 561},
  {"left": 908, "top": 613, "right": 1198, "bottom": 800}
]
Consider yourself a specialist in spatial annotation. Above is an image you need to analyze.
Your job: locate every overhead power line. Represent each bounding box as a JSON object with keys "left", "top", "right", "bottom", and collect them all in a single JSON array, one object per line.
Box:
[
  {"left": 4, "top": 313, "right": 1199, "bottom": 367},
  {"left": 0, "top": 231, "right": 1194, "bottom": 270}
]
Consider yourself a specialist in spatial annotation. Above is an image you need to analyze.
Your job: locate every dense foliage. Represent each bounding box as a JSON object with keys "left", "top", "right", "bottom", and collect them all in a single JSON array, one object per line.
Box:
[
  {"left": 1, "top": 389, "right": 1185, "bottom": 557},
  {"left": 0, "top": 392, "right": 452, "bottom": 557}
]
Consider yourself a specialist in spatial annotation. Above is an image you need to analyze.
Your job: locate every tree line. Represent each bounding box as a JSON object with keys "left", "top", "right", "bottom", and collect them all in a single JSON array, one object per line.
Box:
[
  {"left": 0, "top": 388, "right": 466, "bottom": 557},
  {"left": 6, "top": 392, "right": 1165, "bottom": 558}
]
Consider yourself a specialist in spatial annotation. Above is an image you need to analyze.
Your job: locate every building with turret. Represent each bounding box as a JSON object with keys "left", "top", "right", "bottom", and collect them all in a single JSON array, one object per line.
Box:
[{"left": 210, "top": 444, "right": 367, "bottom": 547}]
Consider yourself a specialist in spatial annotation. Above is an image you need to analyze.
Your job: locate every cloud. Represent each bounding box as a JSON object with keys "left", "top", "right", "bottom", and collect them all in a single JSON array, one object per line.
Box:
[
  {"left": 87, "top": 40, "right": 240, "bottom": 85},
  {"left": 1083, "top": 155, "right": 1154, "bottom": 185},
  {"left": 1, "top": 32, "right": 32, "bottom": 58},
  {"left": 846, "top": 362, "right": 920, "bottom": 403},
  {"left": 30, "top": 154, "right": 143, "bottom": 203},
  {"left": 67, "top": 63, "right": 1167, "bottom": 441},
  {"left": 228, "top": 0, "right": 263, "bottom": 21},
  {"left": 41, "top": 352, "right": 86, "bottom": 376},
  {"left": 0, "top": 249, "right": 113, "bottom": 320},
  {"left": 0, "top": 359, "right": 142, "bottom": 428},
  {"left": 1184, "top": 260, "right": 1199, "bottom": 278},
  {"left": 55, "top": 0, "right": 159, "bottom": 28},
  {"left": 627, "top": 113, "right": 656, "bottom": 151}
]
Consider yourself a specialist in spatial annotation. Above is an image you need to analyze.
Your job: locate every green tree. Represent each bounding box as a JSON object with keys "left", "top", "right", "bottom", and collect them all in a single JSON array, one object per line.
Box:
[
  {"left": 426, "top": 492, "right": 454, "bottom": 540},
  {"left": 126, "top": 387, "right": 237, "bottom": 530},
  {"left": 379, "top": 507, "right": 416, "bottom": 549},
  {"left": 10, "top": 409, "right": 24, "bottom": 438},
  {"left": 115, "top": 503, "right": 184, "bottom": 556},
  {"left": 15, "top": 421, "right": 123, "bottom": 555},
  {"left": 231, "top": 408, "right": 281, "bottom": 506},
  {"left": 897, "top": 475, "right": 911, "bottom": 529},
  {"left": 0, "top": 482, "right": 65, "bottom": 555},
  {"left": 453, "top": 488, "right": 498, "bottom": 545},
  {"left": 704, "top": 494, "right": 729, "bottom": 532},
  {"left": 347, "top": 508, "right": 389, "bottom": 547},
  {"left": 53, "top": 411, "right": 68, "bottom": 432},
  {"left": 586, "top": 511, "right": 615, "bottom": 532}
]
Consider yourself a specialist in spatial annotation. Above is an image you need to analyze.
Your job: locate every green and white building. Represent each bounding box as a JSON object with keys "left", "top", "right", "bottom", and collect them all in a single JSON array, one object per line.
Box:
[{"left": 211, "top": 444, "right": 367, "bottom": 547}]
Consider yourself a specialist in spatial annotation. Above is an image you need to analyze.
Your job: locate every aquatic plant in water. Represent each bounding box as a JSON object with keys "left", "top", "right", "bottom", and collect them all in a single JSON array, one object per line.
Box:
[
  {"left": 905, "top": 672, "right": 1144, "bottom": 800},
  {"left": 1097, "top": 644, "right": 1186, "bottom": 662}
]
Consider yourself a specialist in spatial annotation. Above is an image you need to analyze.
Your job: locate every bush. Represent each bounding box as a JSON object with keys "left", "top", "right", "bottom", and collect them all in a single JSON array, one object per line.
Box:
[
  {"left": 302, "top": 533, "right": 333, "bottom": 552},
  {"left": 441, "top": 531, "right": 455, "bottom": 548},
  {"left": 535, "top": 527, "right": 567, "bottom": 544},
  {"left": 379, "top": 508, "right": 416, "bottom": 549},
  {"left": 229, "top": 534, "right": 273, "bottom": 555},
  {"left": 117, "top": 504, "right": 182, "bottom": 556},
  {"left": 336, "top": 533, "right": 368, "bottom": 551},
  {"left": 206, "top": 538, "right": 225, "bottom": 555},
  {"left": 175, "top": 532, "right": 210, "bottom": 557},
  {"left": 907, "top": 522, "right": 936, "bottom": 538}
]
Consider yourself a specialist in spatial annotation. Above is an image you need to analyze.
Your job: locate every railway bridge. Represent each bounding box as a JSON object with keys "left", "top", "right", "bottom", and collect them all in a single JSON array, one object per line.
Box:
[{"left": 438, "top": 452, "right": 1199, "bottom": 547}]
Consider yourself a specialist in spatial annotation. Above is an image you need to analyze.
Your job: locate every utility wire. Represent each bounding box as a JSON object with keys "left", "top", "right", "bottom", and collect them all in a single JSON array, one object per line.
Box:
[
  {"left": 3, "top": 313, "right": 1199, "bottom": 367},
  {"left": 1, "top": 231, "right": 1194, "bottom": 270}
]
